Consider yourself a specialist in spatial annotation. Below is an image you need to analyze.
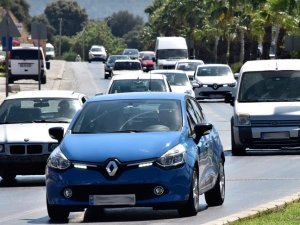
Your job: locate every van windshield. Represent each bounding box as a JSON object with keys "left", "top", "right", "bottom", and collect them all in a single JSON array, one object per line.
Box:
[
  {"left": 157, "top": 49, "right": 188, "bottom": 60},
  {"left": 11, "top": 49, "right": 43, "bottom": 60},
  {"left": 238, "top": 71, "right": 300, "bottom": 102}
]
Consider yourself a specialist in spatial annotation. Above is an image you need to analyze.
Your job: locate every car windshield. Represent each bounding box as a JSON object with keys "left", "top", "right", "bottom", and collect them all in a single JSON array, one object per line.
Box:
[
  {"left": 108, "top": 79, "right": 166, "bottom": 93},
  {"left": 143, "top": 55, "right": 154, "bottom": 60},
  {"left": 177, "top": 62, "right": 203, "bottom": 71},
  {"left": 0, "top": 98, "right": 81, "bottom": 124},
  {"left": 108, "top": 56, "right": 129, "bottom": 63},
  {"left": 91, "top": 47, "right": 103, "bottom": 52},
  {"left": 114, "top": 62, "right": 141, "bottom": 70},
  {"left": 196, "top": 66, "right": 231, "bottom": 77},
  {"left": 161, "top": 73, "right": 189, "bottom": 86},
  {"left": 72, "top": 99, "right": 182, "bottom": 133},
  {"left": 157, "top": 49, "right": 188, "bottom": 60},
  {"left": 123, "top": 49, "right": 138, "bottom": 55},
  {"left": 238, "top": 71, "right": 300, "bottom": 102}
]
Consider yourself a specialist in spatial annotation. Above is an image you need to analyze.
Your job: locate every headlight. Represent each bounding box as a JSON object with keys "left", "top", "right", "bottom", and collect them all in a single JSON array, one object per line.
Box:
[
  {"left": 237, "top": 114, "right": 251, "bottom": 126},
  {"left": 228, "top": 82, "right": 236, "bottom": 87},
  {"left": 47, "top": 146, "right": 71, "bottom": 170},
  {"left": 0, "top": 144, "right": 4, "bottom": 153},
  {"left": 184, "top": 90, "right": 193, "bottom": 96},
  {"left": 156, "top": 144, "right": 186, "bottom": 168}
]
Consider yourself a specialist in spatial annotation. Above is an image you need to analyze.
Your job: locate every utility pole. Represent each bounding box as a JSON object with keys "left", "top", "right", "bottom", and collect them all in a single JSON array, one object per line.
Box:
[{"left": 59, "top": 18, "right": 62, "bottom": 57}]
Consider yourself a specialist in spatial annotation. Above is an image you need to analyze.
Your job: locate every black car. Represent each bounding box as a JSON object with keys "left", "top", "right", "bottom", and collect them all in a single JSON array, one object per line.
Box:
[{"left": 104, "top": 55, "right": 130, "bottom": 79}]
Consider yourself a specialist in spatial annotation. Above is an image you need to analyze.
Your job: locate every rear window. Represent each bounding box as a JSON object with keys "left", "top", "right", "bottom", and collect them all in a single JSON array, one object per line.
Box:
[
  {"left": 109, "top": 79, "right": 166, "bottom": 93},
  {"left": 11, "top": 49, "right": 43, "bottom": 60}
]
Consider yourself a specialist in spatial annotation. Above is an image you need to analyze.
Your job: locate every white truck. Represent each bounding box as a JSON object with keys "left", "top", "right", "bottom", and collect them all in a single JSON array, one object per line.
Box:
[{"left": 154, "top": 37, "right": 188, "bottom": 69}]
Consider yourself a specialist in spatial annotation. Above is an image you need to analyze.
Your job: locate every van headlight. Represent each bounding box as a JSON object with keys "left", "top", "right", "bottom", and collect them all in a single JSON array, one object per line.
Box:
[
  {"left": 228, "top": 82, "right": 236, "bottom": 87},
  {"left": 47, "top": 146, "right": 71, "bottom": 170},
  {"left": 237, "top": 114, "right": 251, "bottom": 126},
  {"left": 156, "top": 144, "right": 186, "bottom": 168}
]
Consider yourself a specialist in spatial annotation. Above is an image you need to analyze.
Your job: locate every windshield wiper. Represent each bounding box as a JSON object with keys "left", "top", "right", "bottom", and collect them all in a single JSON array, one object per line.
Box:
[
  {"left": 107, "top": 129, "right": 145, "bottom": 133},
  {"left": 33, "top": 119, "right": 70, "bottom": 123}
]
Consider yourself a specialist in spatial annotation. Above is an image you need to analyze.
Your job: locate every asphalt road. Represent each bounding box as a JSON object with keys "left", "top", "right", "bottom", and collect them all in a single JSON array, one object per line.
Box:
[{"left": 1, "top": 61, "right": 300, "bottom": 225}]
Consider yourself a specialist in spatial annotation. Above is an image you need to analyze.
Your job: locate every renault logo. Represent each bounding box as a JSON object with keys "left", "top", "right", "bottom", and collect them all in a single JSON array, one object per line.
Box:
[
  {"left": 106, "top": 160, "right": 118, "bottom": 176},
  {"left": 213, "top": 83, "right": 218, "bottom": 90}
]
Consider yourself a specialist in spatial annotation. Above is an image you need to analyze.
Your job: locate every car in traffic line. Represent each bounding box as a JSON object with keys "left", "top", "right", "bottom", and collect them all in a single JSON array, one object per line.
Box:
[
  {"left": 0, "top": 90, "right": 88, "bottom": 182},
  {"left": 122, "top": 48, "right": 139, "bottom": 60},
  {"left": 106, "top": 73, "right": 171, "bottom": 94},
  {"left": 104, "top": 54, "right": 130, "bottom": 79},
  {"left": 175, "top": 59, "right": 205, "bottom": 80},
  {"left": 194, "top": 64, "right": 237, "bottom": 100},
  {"left": 88, "top": 45, "right": 107, "bottom": 63},
  {"left": 225, "top": 59, "right": 300, "bottom": 155},
  {"left": 111, "top": 59, "right": 143, "bottom": 76},
  {"left": 46, "top": 92, "right": 225, "bottom": 220},
  {"left": 151, "top": 70, "right": 195, "bottom": 97}
]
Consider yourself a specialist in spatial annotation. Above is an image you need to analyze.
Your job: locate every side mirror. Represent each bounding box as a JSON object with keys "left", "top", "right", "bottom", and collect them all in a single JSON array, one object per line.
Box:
[
  {"left": 152, "top": 57, "right": 156, "bottom": 62},
  {"left": 194, "top": 123, "right": 213, "bottom": 139},
  {"left": 192, "top": 81, "right": 200, "bottom": 90},
  {"left": 225, "top": 92, "right": 234, "bottom": 106},
  {"left": 234, "top": 73, "right": 240, "bottom": 80},
  {"left": 49, "top": 127, "right": 64, "bottom": 143},
  {"left": 46, "top": 61, "right": 50, "bottom": 70}
]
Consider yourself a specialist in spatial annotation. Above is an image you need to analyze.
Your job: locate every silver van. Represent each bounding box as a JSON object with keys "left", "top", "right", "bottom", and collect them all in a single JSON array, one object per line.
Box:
[
  {"left": 8, "top": 46, "right": 50, "bottom": 84},
  {"left": 225, "top": 59, "right": 300, "bottom": 155}
]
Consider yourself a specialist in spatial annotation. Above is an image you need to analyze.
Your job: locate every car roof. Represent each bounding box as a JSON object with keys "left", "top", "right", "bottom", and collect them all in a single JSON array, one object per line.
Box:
[
  {"left": 5, "top": 90, "right": 84, "bottom": 100},
  {"left": 151, "top": 69, "right": 187, "bottom": 74},
  {"left": 114, "top": 59, "right": 141, "bottom": 63},
  {"left": 11, "top": 46, "right": 41, "bottom": 51},
  {"left": 176, "top": 59, "right": 204, "bottom": 63},
  {"left": 196, "top": 64, "right": 230, "bottom": 68},
  {"left": 90, "top": 92, "right": 186, "bottom": 102},
  {"left": 240, "top": 59, "right": 300, "bottom": 73},
  {"left": 111, "top": 73, "right": 166, "bottom": 80}
]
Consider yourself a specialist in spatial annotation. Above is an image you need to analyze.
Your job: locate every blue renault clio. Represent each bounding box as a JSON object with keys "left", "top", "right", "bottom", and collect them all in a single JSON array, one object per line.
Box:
[{"left": 46, "top": 92, "right": 225, "bottom": 220}]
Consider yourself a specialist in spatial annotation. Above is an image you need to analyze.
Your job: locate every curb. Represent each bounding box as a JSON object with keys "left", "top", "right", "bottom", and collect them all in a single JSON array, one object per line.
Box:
[{"left": 202, "top": 192, "right": 300, "bottom": 225}]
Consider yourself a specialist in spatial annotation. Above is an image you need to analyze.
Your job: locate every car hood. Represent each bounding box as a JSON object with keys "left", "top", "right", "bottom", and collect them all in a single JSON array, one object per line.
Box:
[
  {"left": 61, "top": 132, "right": 183, "bottom": 163},
  {"left": 171, "top": 85, "right": 193, "bottom": 93},
  {"left": 112, "top": 70, "right": 143, "bottom": 76},
  {"left": 235, "top": 102, "right": 300, "bottom": 120},
  {"left": 0, "top": 123, "right": 69, "bottom": 142},
  {"left": 196, "top": 75, "right": 235, "bottom": 84}
]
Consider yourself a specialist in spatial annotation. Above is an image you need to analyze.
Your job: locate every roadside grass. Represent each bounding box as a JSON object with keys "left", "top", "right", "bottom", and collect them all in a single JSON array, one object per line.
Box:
[{"left": 231, "top": 201, "right": 300, "bottom": 225}]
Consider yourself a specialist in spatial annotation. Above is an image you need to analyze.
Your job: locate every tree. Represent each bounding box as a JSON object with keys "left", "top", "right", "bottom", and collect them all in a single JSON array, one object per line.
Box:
[
  {"left": 0, "top": 0, "right": 31, "bottom": 25},
  {"left": 107, "top": 10, "right": 144, "bottom": 38},
  {"left": 44, "top": 0, "right": 88, "bottom": 36}
]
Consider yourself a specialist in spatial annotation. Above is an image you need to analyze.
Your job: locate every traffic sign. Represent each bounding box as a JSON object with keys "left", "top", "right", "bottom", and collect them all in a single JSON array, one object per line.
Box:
[
  {"left": 31, "top": 22, "right": 47, "bottom": 39},
  {"left": 2, "top": 36, "right": 12, "bottom": 51},
  {"left": 0, "top": 12, "right": 21, "bottom": 37}
]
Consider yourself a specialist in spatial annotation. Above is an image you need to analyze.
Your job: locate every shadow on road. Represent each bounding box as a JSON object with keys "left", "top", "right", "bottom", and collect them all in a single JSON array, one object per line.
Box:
[
  {"left": 0, "top": 175, "right": 45, "bottom": 187},
  {"left": 229, "top": 149, "right": 300, "bottom": 156}
]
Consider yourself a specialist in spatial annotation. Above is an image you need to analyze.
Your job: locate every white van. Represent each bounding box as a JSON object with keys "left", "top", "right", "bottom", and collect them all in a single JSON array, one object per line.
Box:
[
  {"left": 8, "top": 46, "right": 50, "bottom": 84},
  {"left": 154, "top": 37, "right": 188, "bottom": 69},
  {"left": 225, "top": 59, "right": 300, "bottom": 155},
  {"left": 46, "top": 43, "right": 55, "bottom": 60}
]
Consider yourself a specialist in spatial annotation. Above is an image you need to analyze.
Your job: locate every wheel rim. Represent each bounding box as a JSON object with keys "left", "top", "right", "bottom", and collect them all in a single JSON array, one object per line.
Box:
[
  {"left": 219, "top": 163, "right": 225, "bottom": 200},
  {"left": 192, "top": 170, "right": 199, "bottom": 208}
]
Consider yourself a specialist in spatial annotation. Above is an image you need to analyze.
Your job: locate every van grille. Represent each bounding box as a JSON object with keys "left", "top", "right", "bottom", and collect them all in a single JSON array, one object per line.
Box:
[
  {"left": 9, "top": 144, "right": 43, "bottom": 155},
  {"left": 251, "top": 120, "right": 300, "bottom": 127}
]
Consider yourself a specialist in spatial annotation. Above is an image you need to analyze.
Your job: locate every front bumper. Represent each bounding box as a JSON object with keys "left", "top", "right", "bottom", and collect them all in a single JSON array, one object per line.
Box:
[
  {"left": 46, "top": 163, "right": 191, "bottom": 210},
  {"left": 233, "top": 125, "right": 300, "bottom": 149},
  {"left": 195, "top": 85, "right": 235, "bottom": 99}
]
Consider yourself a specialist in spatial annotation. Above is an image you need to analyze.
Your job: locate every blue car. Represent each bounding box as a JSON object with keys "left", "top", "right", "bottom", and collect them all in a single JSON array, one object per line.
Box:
[{"left": 46, "top": 92, "right": 225, "bottom": 220}]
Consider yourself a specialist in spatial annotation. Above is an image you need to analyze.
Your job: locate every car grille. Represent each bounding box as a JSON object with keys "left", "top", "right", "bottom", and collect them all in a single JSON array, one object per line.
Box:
[
  {"left": 251, "top": 120, "right": 300, "bottom": 127},
  {"left": 66, "top": 184, "right": 168, "bottom": 202},
  {"left": 9, "top": 144, "right": 43, "bottom": 155}
]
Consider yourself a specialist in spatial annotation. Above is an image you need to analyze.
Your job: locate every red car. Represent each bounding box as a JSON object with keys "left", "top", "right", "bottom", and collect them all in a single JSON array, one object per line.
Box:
[{"left": 140, "top": 52, "right": 155, "bottom": 72}]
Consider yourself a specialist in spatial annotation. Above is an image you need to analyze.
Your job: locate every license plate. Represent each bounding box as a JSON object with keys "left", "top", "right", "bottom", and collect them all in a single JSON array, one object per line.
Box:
[
  {"left": 261, "top": 132, "right": 289, "bottom": 140},
  {"left": 89, "top": 194, "right": 136, "bottom": 206},
  {"left": 19, "top": 63, "right": 32, "bottom": 67}
]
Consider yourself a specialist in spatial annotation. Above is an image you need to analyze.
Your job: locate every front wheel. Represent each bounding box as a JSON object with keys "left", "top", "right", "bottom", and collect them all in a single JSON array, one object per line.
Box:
[
  {"left": 47, "top": 200, "right": 70, "bottom": 221},
  {"left": 178, "top": 168, "right": 199, "bottom": 217},
  {"left": 204, "top": 161, "right": 225, "bottom": 206},
  {"left": 231, "top": 118, "right": 246, "bottom": 156}
]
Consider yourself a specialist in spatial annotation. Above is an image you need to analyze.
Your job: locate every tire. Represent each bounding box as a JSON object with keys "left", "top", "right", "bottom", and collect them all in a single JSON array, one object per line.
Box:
[
  {"left": 104, "top": 74, "right": 109, "bottom": 79},
  {"left": 178, "top": 168, "right": 199, "bottom": 217},
  {"left": 41, "top": 75, "right": 46, "bottom": 84},
  {"left": 204, "top": 161, "right": 225, "bottom": 206},
  {"left": 231, "top": 118, "right": 246, "bottom": 156},
  {"left": 8, "top": 77, "right": 14, "bottom": 84},
  {"left": 47, "top": 200, "right": 70, "bottom": 221}
]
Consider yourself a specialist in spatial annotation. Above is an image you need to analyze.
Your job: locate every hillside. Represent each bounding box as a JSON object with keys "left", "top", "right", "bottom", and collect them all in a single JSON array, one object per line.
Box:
[{"left": 26, "top": 0, "right": 153, "bottom": 21}]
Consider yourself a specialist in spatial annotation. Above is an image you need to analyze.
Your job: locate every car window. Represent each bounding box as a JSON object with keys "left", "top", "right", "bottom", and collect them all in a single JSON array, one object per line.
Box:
[
  {"left": 196, "top": 66, "right": 231, "bottom": 77},
  {"left": 72, "top": 99, "right": 182, "bottom": 133},
  {"left": 109, "top": 79, "right": 166, "bottom": 93},
  {"left": 163, "top": 73, "right": 189, "bottom": 86},
  {"left": 177, "top": 62, "right": 203, "bottom": 71},
  {"left": 11, "top": 49, "right": 43, "bottom": 60},
  {"left": 238, "top": 70, "right": 300, "bottom": 102},
  {"left": 114, "top": 62, "right": 141, "bottom": 70},
  {"left": 0, "top": 98, "right": 81, "bottom": 124}
]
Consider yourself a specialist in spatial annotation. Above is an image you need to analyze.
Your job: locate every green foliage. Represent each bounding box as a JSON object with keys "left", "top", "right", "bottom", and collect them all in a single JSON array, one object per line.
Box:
[
  {"left": 0, "top": 0, "right": 31, "bottom": 25},
  {"left": 44, "top": 0, "right": 88, "bottom": 36},
  {"left": 230, "top": 62, "right": 243, "bottom": 74},
  {"left": 107, "top": 10, "right": 144, "bottom": 38},
  {"left": 62, "top": 51, "right": 78, "bottom": 62}
]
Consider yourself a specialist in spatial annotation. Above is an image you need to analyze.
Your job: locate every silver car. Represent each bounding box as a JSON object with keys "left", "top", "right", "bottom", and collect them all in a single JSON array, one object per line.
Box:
[{"left": 0, "top": 90, "right": 87, "bottom": 182}]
